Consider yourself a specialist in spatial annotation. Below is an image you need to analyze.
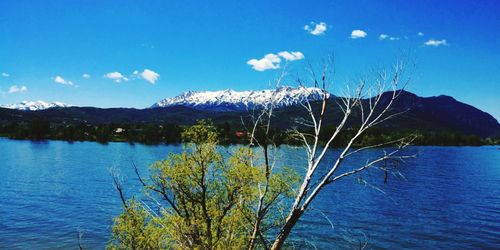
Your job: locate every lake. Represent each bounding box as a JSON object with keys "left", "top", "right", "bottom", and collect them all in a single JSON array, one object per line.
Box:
[{"left": 0, "top": 138, "right": 499, "bottom": 249}]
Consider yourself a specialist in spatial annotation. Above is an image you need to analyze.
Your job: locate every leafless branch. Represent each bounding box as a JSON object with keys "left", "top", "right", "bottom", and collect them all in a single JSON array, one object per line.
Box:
[
  {"left": 270, "top": 57, "right": 415, "bottom": 250},
  {"left": 110, "top": 167, "right": 128, "bottom": 209}
]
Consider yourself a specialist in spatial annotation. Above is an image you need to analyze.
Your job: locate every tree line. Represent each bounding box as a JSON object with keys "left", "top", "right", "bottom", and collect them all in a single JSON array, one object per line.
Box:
[{"left": 0, "top": 118, "right": 497, "bottom": 146}]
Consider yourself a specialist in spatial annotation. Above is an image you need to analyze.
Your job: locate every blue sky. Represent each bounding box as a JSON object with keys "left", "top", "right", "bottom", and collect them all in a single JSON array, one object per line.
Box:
[{"left": 0, "top": 0, "right": 499, "bottom": 119}]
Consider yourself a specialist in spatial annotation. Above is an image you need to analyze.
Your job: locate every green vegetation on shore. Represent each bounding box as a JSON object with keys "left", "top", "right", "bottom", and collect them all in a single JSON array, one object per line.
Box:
[{"left": 0, "top": 118, "right": 498, "bottom": 146}]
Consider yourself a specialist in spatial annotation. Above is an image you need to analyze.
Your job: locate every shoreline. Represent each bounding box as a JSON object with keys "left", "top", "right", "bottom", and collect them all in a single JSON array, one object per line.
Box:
[{"left": 1, "top": 136, "right": 497, "bottom": 147}]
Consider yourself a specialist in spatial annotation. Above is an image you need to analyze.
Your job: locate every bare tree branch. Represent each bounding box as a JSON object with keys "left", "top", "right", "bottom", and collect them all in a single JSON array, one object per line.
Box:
[{"left": 270, "top": 58, "right": 415, "bottom": 250}]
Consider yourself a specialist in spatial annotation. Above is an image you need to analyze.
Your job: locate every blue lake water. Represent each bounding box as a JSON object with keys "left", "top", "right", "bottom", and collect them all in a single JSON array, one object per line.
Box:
[{"left": 0, "top": 138, "right": 499, "bottom": 249}]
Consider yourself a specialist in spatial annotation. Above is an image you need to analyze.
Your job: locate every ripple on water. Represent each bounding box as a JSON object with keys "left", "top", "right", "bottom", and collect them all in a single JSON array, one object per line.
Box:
[{"left": 0, "top": 140, "right": 499, "bottom": 249}]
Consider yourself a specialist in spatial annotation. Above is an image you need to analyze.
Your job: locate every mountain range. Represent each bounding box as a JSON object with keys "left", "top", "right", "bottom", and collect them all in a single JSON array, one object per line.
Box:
[
  {"left": 0, "top": 88, "right": 499, "bottom": 137},
  {"left": 152, "top": 87, "right": 328, "bottom": 111},
  {"left": 1, "top": 101, "right": 69, "bottom": 111}
]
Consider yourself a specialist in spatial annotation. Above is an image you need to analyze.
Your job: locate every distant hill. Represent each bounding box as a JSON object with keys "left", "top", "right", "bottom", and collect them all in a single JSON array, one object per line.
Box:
[
  {"left": 271, "top": 91, "right": 500, "bottom": 137},
  {"left": 0, "top": 90, "right": 498, "bottom": 138}
]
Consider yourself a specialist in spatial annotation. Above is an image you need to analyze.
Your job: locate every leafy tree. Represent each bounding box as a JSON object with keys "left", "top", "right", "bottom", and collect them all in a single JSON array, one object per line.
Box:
[
  {"left": 96, "top": 125, "right": 111, "bottom": 143},
  {"left": 109, "top": 120, "right": 298, "bottom": 249},
  {"left": 108, "top": 201, "right": 170, "bottom": 250},
  {"left": 28, "top": 118, "right": 50, "bottom": 139}
]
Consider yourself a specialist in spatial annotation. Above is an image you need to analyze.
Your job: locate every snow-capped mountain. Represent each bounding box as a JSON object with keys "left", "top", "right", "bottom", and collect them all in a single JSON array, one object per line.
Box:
[
  {"left": 1, "top": 101, "right": 69, "bottom": 111},
  {"left": 151, "top": 87, "right": 330, "bottom": 111}
]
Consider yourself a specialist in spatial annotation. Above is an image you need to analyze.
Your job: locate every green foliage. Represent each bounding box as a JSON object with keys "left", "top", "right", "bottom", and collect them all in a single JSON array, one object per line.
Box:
[
  {"left": 108, "top": 121, "right": 299, "bottom": 249},
  {"left": 284, "top": 125, "right": 498, "bottom": 147},
  {"left": 108, "top": 201, "right": 171, "bottom": 250},
  {"left": 0, "top": 119, "right": 495, "bottom": 146}
]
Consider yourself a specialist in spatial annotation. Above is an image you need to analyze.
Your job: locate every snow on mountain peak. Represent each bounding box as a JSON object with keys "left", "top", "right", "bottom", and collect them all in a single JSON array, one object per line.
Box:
[
  {"left": 1, "top": 100, "right": 69, "bottom": 111},
  {"left": 152, "top": 86, "right": 329, "bottom": 111}
]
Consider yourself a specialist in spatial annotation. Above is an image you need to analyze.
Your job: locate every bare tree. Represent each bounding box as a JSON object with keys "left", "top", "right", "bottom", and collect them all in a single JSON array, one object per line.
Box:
[
  {"left": 244, "top": 71, "right": 290, "bottom": 250},
  {"left": 244, "top": 59, "right": 416, "bottom": 249}
]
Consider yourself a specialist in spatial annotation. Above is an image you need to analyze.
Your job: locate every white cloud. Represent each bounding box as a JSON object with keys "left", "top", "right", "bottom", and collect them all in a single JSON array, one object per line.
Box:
[
  {"left": 82, "top": 73, "right": 91, "bottom": 79},
  {"left": 247, "top": 53, "right": 282, "bottom": 71},
  {"left": 418, "top": 32, "right": 424, "bottom": 36},
  {"left": 54, "top": 75, "right": 74, "bottom": 86},
  {"left": 140, "top": 69, "right": 160, "bottom": 84},
  {"left": 104, "top": 70, "right": 158, "bottom": 84},
  {"left": 247, "top": 51, "right": 305, "bottom": 71},
  {"left": 104, "top": 71, "right": 129, "bottom": 83},
  {"left": 379, "top": 34, "right": 400, "bottom": 41},
  {"left": 304, "top": 22, "right": 327, "bottom": 35},
  {"left": 424, "top": 39, "right": 448, "bottom": 47},
  {"left": 351, "top": 29, "right": 367, "bottom": 39},
  {"left": 1, "top": 72, "right": 9, "bottom": 77},
  {"left": 278, "top": 51, "right": 305, "bottom": 61},
  {"left": 8, "top": 85, "right": 28, "bottom": 94}
]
